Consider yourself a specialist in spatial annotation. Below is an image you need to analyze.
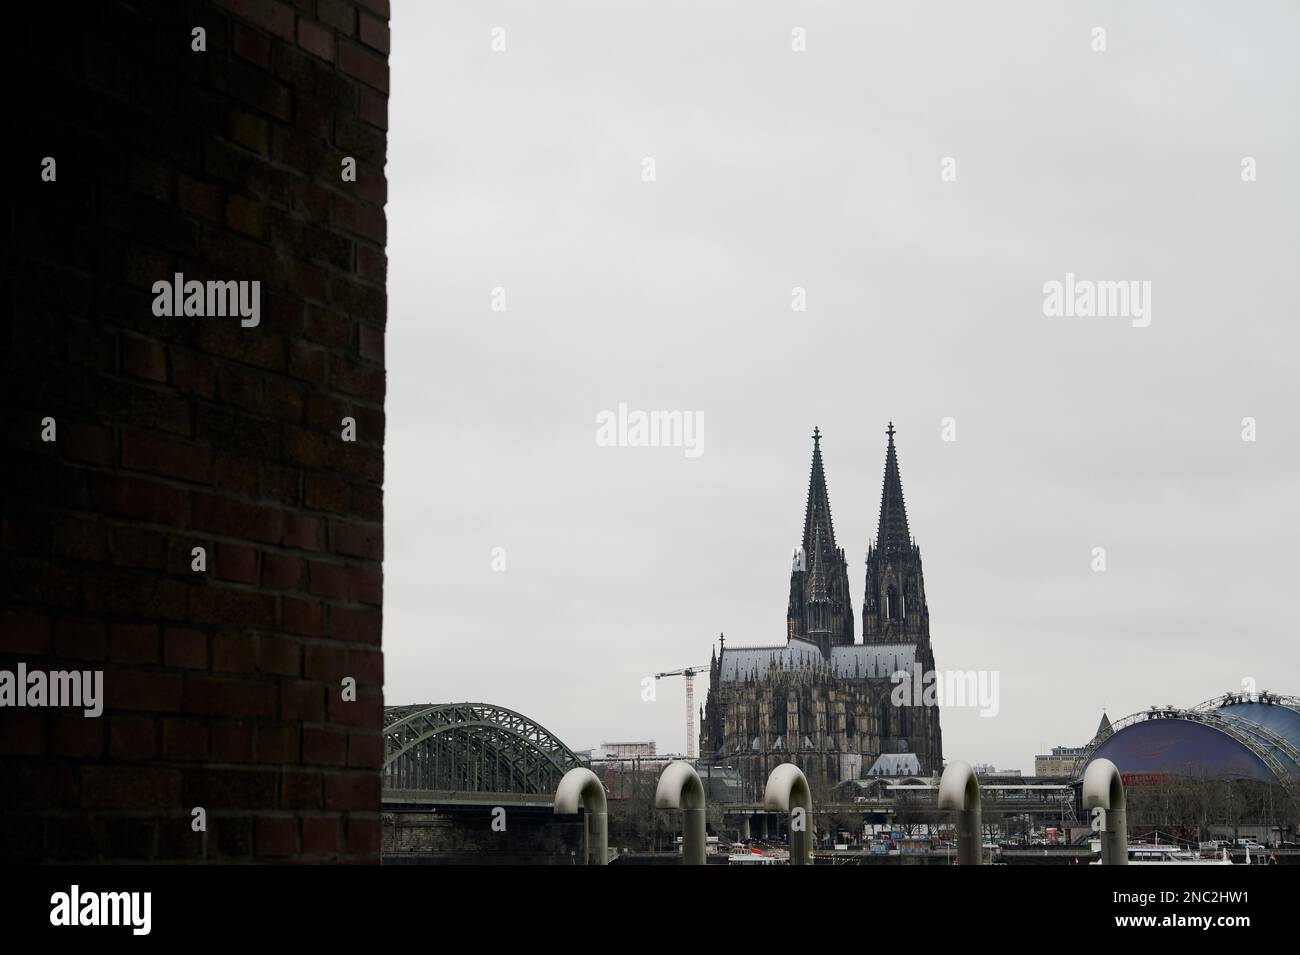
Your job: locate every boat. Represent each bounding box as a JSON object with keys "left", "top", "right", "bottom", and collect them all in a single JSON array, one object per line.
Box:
[{"left": 1089, "top": 841, "right": 1233, "bottom": 865}]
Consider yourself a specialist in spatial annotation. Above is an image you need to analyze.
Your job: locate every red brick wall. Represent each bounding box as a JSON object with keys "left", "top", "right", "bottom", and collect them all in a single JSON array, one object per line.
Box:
[{"left": 2, "top": 0, "right": 388, "bottom": 862}]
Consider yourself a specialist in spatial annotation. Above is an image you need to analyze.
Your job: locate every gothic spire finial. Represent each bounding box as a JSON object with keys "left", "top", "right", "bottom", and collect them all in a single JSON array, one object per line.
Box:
[
  {"left": 802, "top": 427, "right": 837, "bottom": 553},
  {"left": 876, "top": 421, "right": 911, "bottom": 558}
]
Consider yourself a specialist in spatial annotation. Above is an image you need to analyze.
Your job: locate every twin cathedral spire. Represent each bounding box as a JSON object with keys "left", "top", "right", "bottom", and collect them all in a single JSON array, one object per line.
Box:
[{"left": 787, "top": 424, "right": 932, "bottom": 657}]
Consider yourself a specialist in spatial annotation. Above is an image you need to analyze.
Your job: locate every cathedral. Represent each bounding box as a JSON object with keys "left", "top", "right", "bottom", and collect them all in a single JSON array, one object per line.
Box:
[{"left": 699, "top": 424, "right": 944, "bottom": 797}]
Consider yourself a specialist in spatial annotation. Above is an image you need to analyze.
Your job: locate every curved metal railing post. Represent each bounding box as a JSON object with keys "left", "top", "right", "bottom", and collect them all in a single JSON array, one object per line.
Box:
[
  {"left": 1082, "top": 758, "right": 1127, "bottom": 865},
  {"left": 937, "top": 762, "right": 983, "bottom": 865},
  {"left": 764, "top": 763, "right": 813, "bottom": 865},
  {"left": 554, "top": 767, "right": 609, "bottom": 865},
  {"left": 655, "top": 761, "right": 707, "bottom": 865}
]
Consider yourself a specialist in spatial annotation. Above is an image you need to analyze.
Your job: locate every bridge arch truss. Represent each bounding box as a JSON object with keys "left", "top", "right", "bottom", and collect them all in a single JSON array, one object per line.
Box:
[{"left": 383, "top": 702, "right": 586, "bottom": 795}]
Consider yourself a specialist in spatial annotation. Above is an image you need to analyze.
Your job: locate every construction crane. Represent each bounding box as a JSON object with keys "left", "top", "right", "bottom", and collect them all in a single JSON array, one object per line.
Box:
[{"left": 654, "top": 664, "right": 710, "bottom": 760}]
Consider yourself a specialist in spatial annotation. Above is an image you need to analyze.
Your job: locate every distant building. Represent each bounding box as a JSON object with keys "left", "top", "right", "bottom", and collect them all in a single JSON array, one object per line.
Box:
[
  {"left": 592, "top": 741, "right": 656, "bottom": 761},
  {"left": 700, "top": 425, "right": 944, "bottom": 799},
  {"left": 1035, "top": 712, "right": 1113, "bottom": 776},
  {"left": 974, "top": 764, "right": 1022, "bottom": 777},
  {"left": 868, "top": 753, "right": 921, "bottom": 776}
]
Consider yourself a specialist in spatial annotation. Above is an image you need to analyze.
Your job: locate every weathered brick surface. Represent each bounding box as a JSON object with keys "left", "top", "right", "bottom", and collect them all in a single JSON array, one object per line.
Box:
[{"left": 3, "top": 0, "right": 387, "bottom": 863}]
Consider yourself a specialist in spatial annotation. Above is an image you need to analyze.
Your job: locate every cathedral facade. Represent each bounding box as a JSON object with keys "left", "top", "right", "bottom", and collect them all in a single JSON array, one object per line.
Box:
[{"left": 700, "top": 425, "right": 943, "bottom": 798}]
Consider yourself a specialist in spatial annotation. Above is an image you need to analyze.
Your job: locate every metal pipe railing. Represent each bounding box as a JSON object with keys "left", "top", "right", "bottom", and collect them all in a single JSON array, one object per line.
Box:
[
  {"left": 655, "top": 761, "right": 707, "bottom": 865},
  {"left": 554, "top": 767, "right": 609, "bottom": 865}
]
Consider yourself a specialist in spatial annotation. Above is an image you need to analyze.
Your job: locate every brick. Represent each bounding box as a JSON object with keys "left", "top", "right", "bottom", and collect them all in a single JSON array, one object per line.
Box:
[
  {"left": 303, "top": 726, "right": 346, "bottom": 766},
  {"left": 356, "top": 244, "right": 385, "bottom": 286},
  {"left": 301, "top": 815, "right": 341, "bottom": 854},
  {"left": 121, "top": 431, "right": 211, "bottom": 483},
  {"left": 359, "top": 13, "right": 389, "bottom": 54},
  {"left": 306, "top": 308, "right": 351, "bottom": 349},
  {"left": 349, "top": 566, "right": 382, "bottom": 605},
  {"left": 9, "top": 0, "right": 389, "bottom": 862},
  {"left": 338, "top": 40, "right": 388, "bottom": 92},
  {"left": 105, "top": 671, "right": 184, "bottom": 713},
  {"left": 190, "top": 587, "right": 276, "bottom": 630},
  {"left": 230, "top": 109, "right": 269, "bottom": 155},
  {"left": 212, "top": 720, "right": 256, "bottom": 762},
  {"left": 184, "top": 675, "right": 276, "bottom": 718},
  {"left": 283, "top": 514, "right": 322, "bottom": 551},
  {"left": 177, "top": 175, "right": 225, "bottom": 221},
  {"left": 281, "top": 771, "right": 322, "bottom": 810},
  {"left": 232, "top": 22, "right": 272, "bottom": 67},
  {"left": 214, "top": 0, "right": 295, "bottom": 41},
  {"left": 257, "top": 724, "right": 299, "bottom": 763},
  {"left": 0, "top": 612, "right": 51, "bottom": 654},
  {"left": 304, "top": 644, "right": 347, "bottom": 682},
  {"left": 298, "top": 18, "right": 333, "bottom": 61},
  {"left": 260, "top": 634, "right": 301, "bottom": 676},
  {"left": 171, "top": 350, "right": 218, "bottom": 397},
  {"left": 64, "top": 422, "right": 114, "bottom": 465},
  {"left": 331, "top": 520, "right": 382, "bottom": 560},
  {"left": 109, "top": 717, "right": 157, "bottom": 760},
  {"left": 226, "top": 194, "right": 265, "bottom": 236},
  {"left": 216, "top": 543, "right": 259, "bottom": 584},
  {"left": 192, "top": 493, "right": 282, "bottom": 544},
  {"left": 347, "top": 815, "right": 381, "bottom": 856},
  {"left": 52, "top": 716, "right": 102, "bottom": 758},
  {"left": 82, "top": 766, "right": 180, "bottom": 809},
  {"left": 82, "top": 570, "right": 187, "bottom": 618},
  {"left": 54, "top": 516, "right": 110, "bottom": 562},
  {"left": 127, "top": 157, "right": 174, "bottom": 201},
  {"left": 213, "top": 817, "right": 254, "bottom": 858},
  {"left": 348, "top": 731, "right": 384, "bottom": 769},
  {"left": 331, "top": 194, "right": 385, "bottom": 243},
  {"left": 162, "top": 718, "right": 209, "bottom": 761},
  {"left": 358, "top": 324, "right": 384, "bottom": 362},
  {"left": 281, "top": 682, "right": 325, "bottom": 722},
  {"left": 317, "top": 0, "right": 354, "bottom": 33},
  {"left": 288, "top": 341, "right": 327, "bottom": 382},
  {"left": 213, "top": 453, "right": 261, "bottom": 496},
  {"left": 355, "top": 0, "right": 389, "bottom": 19},
  {"left": 90, "top": 473, "right": 189, "bottom": 524},
  {"left": 213, "top": 632, "right": 258, "bottom": 673},
  {"left": 329, "top": 606, "right": 381, "bottom": 644},
  {"left": 52, "top": 617, "right": 107, "bottom": 661},
  {"left": 282, "top": 597, "right": 322, "bottom": 636},
  {"left": 121, "top": 334, "right": 168, "bottom": 381},
  {"left": 256, "top": 815, "right": 297, "bottom": 856},
  {"left": 347, "top": 649, "right": 383, "bottom": 684},
  {"left": 263, "top": 552, "right": 303, "bottom": 590},
  {"left": 184, "top": 768, "right": 278, "bottom": 809},
  {"left": 329, "top": 691, "right": 382, "bottom": 728},
  {"left": 164, "top": 628, "right": 208, "bottom": 670},
  {"left": 109, "top": 525, "right": 169, "bottom": 570},
  {"left": 324, "top": 773, "right": 380, "bottom": 811},
  {"left": 7, "top": 764, "right": 76, "bottom": 811},
  {"left": 110, "top": 623, "right": 160, "bottom": 664},
  {"left": 308, "top": 560, "right": 348, "bottom": 598},
  {"left": 305, "top": 474, "right": 347, "bottom": 513}
]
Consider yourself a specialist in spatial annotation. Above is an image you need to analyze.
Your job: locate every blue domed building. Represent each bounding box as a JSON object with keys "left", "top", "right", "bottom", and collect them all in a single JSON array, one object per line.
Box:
[{"left": 1077, "top": 692, "right": 1300, "bottom": 834}]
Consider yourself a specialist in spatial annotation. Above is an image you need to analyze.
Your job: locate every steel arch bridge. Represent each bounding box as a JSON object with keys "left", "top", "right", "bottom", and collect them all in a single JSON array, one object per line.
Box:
[{"left": 383, "top": 703, "right": 586, "bottom": 795}]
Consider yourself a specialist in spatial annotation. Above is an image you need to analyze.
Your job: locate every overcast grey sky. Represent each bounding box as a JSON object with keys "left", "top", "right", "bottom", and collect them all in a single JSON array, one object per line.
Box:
[{"left": 384, "top": 1, "right": 1300, "bottom": 772}]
